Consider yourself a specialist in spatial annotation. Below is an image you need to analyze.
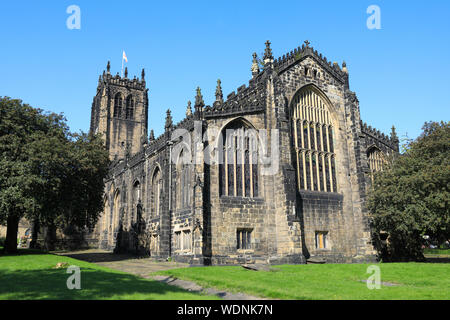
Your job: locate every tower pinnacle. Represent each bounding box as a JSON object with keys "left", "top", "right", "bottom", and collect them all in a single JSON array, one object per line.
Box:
[
  {"left": 251, "top": 52, "right": 260, "bottom": 77},
  {"left": 215, "top": 79, "right": 223, "bottom": 104},
  {"left": 263, "top": 40, "right": 273, "bottom": 64}
]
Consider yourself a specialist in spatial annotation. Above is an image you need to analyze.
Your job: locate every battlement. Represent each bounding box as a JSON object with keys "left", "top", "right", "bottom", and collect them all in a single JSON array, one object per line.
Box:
[
  {"left": 360, "top": 120, "right": 398, "bottom": 150},
  {"left": 204, "top": 79, "right": 266, "bottom": 118},
  {"left": 98, "top": 72, "right": 146, "bottom": 91},
  {"left": 146, "top": 131, "right": 168, "bottom": 155},
  {"left": 97, "top": 61, "right": 147, "bottom": 93}
]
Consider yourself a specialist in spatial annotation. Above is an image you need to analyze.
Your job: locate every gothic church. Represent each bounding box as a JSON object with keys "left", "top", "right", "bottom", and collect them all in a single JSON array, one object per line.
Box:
[{"left": 89, "top": 40, "right": 399, "bottom": 265}]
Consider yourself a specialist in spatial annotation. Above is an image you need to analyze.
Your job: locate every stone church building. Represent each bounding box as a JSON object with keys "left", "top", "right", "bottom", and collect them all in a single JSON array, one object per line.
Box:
[{"left": 89, "top": 40, "right": 399, "bottom": 265}]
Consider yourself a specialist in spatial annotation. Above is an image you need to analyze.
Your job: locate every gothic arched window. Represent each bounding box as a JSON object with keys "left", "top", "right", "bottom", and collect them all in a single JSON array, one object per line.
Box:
[
  {"left": 367, "top": 147, "right": 387, "bottom": 183},
  {"left": 111, "top": 190, "right": 120, "bottom": 245},
  {"left": 132, "top": 181, "right": 141, "bottom": 223},
  {"left": 102, "top": 196, "right": 109, "bottom": 238},
  {"left": 292, "top": 87, "right": 338, "bottom": 192},
  {"left": 114, "top": 93, "right": 123, "bottom": 118},
  {"left": 151, "top": 168, "right": 161, "bottom": 217},
  {"left": 177, "top": 150, "right": 190, "bottom": 209},
  {"left": 125, "top": 95, "right": 134, "bottom": 120},
  {"left": 219, "top": 120, "right": 259, "bottom": 198}
]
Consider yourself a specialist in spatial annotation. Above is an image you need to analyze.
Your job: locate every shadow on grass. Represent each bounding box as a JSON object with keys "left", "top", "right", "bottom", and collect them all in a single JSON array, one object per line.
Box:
[
  {"left": 424, "top": 256, "right": 450, "bottom": 263},
  {"left": 0, "top": 248, "right": 46, "bottom": 256},
  {"left": 58, "top": 251, "right": 137, "bottom": 263},
  {"left": 0, "top": 267, "right": 209, "bottom": 300}
]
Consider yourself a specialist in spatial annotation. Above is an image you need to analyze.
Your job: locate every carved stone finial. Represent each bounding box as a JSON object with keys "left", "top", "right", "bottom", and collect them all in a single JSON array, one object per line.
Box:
[
  {"left": 124, "top": 67, "right": 128, "bottom": 78},
  {"left": 149, "top": 129, "right": 155, "bottom": 141},
  {"left": 165, "top": 109, "right": 173, "bottom": 130},
  {"left": 391, "top": 125, "right": 398, "bottom": 141},
  {"left": 304, "top": 40, "right": 310, "bottom": 47},
  {"left": 251, "top": 52, "right": 260, "bottom": 77},
  {"left": 215, "top": 79, "right": 223, "bottom": 103},
  {"left": 107, "top": 61, "right": 111, "bottom": 73},
  {"left": 195, "top": 87, "right": 204, "bottom": 107},
  {"left": 263, "top": 40, "right": 273, "bottom": 63},
  {"left": 141, "top": 68, "right": 145, "bottom": 81},
  {"left": 342, "top": 61, "right": 348, "bottom": 74},
  {"left": 186, "top": 100, "right": 192, "bottom": 117}
]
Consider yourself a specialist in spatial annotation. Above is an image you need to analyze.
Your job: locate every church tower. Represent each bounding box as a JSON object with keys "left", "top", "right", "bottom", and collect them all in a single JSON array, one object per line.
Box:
[{"left": 90, "top": 61, "right": 148, "bottom": 160}]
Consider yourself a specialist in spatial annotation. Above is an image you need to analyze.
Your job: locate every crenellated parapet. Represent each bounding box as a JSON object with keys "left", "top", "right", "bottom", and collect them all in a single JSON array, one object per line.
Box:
[
  {"left": 97, "top": 62, "right": 146, "bottom": 93},
  {"left": 360, "top": 120, "right": 398, "bottom": 151},
  {"left": 146, "top": 132, "right": 168, "bottom": 156},
  {"left": 203, "top": 79, "right": 266, "bottom": 118},
  {"left": 172, "top": 115, "right": 195, "bottom": 132},
  {"left": 128, "top": 149, "right": 145, "bottom": 167}
]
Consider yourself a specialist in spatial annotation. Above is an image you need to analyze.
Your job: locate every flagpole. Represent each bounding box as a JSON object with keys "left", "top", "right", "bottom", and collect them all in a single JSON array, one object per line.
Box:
[{"left": 121, "top": 50, "right": 124, "bottom": 77}]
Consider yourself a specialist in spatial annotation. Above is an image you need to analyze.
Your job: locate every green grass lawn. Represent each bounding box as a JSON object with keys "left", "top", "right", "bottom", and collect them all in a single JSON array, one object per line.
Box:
[
  {"left": 158, "top": 263, "right": 450, "bottom": 300},
  {"left": 0, "top": 250, "right": 218, "bottom": 300}
]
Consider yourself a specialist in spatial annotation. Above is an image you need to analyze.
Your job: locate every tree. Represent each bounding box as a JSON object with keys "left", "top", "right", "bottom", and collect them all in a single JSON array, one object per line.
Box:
[
  {"left": 53, "top": 132, "right": 110, "bottom": 249},
  {"left": 0, "top": 98, "right": 56, "bottom": 253},
  {"left": 367, "top": 121, "right": 450, "bottom": 261},
  {"left": 0, "top": 97, "right": 110, "bottom": 253}
]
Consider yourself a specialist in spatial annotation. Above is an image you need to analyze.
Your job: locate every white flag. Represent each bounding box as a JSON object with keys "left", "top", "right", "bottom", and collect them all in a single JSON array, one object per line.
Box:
[{"left": 123, "top": 51, "right": 128, "bottom": 63}]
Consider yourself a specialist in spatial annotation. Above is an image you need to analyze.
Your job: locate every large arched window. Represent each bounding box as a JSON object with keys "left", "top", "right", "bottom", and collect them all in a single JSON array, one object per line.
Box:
[
  {"left": 219, "top": 119, "right": 259, "bottom": 198},
  {"left": 367, "top": 147, "right": 387, "bottom": 183},
  {"left": 110, "top": 190, "right": 120, "bottom": 244},
  {"left": 102, "top": 196, "right": 109, "bottom": 238},
  {"left": 177, "top": 150, "right": 190, "bottom": 209},
  {"left": 125, "top": 95, "right": 134, "bottom": 120},
  {"left": 292, "top": 87, "right": 337, "bottom": 192},
  {"left": 132, "top": 181, "right": 141, "bottom": 223},
  {"left": 114, "top": 93, "right": 123, "bottom": 118},
  {"left": 151, "top": 168, "right": 161, "bottom": 217}
]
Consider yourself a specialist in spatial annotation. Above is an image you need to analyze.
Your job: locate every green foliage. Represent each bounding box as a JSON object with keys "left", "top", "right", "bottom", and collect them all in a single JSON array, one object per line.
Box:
[
  {"left": 367, "top": 121, "right": 450, "bottom": 261},
  {"left": 0, "top": 97, "right": 110, "bottom": 252}
]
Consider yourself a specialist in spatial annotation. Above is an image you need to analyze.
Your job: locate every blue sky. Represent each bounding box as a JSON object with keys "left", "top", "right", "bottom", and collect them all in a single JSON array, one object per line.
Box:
[{"left": 1, "top": 0, "right": 449, "bottom": 141}]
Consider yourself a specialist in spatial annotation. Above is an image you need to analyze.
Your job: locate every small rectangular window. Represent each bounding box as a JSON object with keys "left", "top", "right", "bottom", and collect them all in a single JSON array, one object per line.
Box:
[
  {"left": 175, "top": 230, "right": 192, "bottom": 251},
  {"left": 183, "top": 230, "right": 191, "bottom": 250},
  {"left": 237, "top": 229, "right": 252, "bottom": 250},
  {"left": 315, "top": 231, "right": 328, "bottom": 249}
]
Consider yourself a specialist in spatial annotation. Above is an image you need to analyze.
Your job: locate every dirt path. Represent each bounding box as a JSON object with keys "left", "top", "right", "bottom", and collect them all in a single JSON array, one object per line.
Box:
[{"left": 56, "top": 249, "right": 265, "bottom": 300}]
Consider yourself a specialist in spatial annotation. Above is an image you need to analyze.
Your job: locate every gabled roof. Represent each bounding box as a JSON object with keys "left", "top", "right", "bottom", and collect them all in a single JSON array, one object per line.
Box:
[{"left": 273, "top": 41, "right": 348, "bottom": 83}]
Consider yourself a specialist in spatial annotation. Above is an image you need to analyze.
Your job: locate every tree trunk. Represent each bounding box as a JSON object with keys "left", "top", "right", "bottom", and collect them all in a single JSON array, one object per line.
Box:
[
  {"left": 44, "top": 222, "right": 56, "bottom": 251},
  {"left": 4, "top": 214, "right": 20, "bottom": 254},
  {"left": 29, "top": 218, "right": 40, "bottom": 249}
]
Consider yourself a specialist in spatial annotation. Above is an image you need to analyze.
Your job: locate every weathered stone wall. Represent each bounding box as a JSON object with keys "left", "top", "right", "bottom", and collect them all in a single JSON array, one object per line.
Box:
[
  {"left": 90, "top": 41, "right": 399, "bottom": 265},
  {"left": 90, "top": 66, "right": 148, "bottom": 161}
]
